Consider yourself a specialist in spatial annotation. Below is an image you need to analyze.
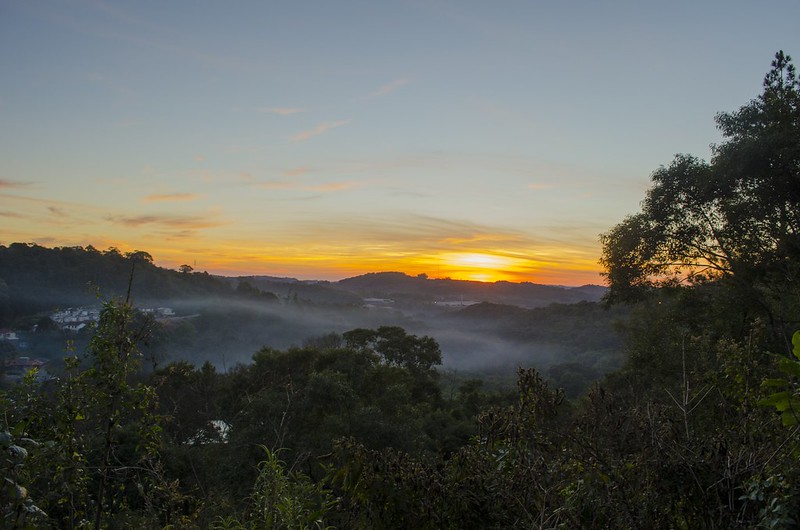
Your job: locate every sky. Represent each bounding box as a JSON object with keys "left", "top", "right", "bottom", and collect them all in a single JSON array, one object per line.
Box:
[{"left": 1, "top": 0, "right": 799, "bottom": 285}]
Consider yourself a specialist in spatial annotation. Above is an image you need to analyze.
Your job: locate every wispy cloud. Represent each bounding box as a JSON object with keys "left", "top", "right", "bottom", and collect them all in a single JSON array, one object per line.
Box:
[
  {"left": 0, "top": 178, "right": 34, "bottom": 189},
  {"left": 291, "top": 120, "right": 349, "bottom": 142},
  {"left": 372, "top": 78, "right": 411, "bottom": 97},
  {"left": 143, "top": 192, "right": 201, "bottom": 203},
  {"left": 527, "top": 183, "right": 554, "bottom": 191},
  {"left": 47, "top": 206, "right": 68, "bottom": 217},
  {"left": 297, "top": 214, "right": 528, "bottom": 250},
  {"left": 0, "top": 210, "right": 26, "bottom": 218},
  {"left": 105, "top": 214, "right": 224, "bottom": 230},
  {"left": 257, "top": 107, "right": 306, "bottom": 115}
]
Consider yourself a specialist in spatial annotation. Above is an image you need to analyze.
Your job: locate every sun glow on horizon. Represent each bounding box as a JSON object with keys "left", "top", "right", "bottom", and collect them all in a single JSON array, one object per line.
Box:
[
  {"left": 436, "top": 252, "right": 534, "bottom": 283},
  {"left": 36, "top": 237, "right": 602, "bottom": 286}
]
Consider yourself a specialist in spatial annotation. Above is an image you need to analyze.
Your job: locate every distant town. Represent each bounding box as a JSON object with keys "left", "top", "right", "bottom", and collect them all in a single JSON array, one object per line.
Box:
[{"left": 1, "top": 305, "right": 176, "bottom": 384}]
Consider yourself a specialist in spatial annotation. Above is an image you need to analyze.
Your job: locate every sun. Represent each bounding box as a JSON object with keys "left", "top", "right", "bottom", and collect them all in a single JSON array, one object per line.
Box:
[
  {"left": 439, "top": 252, "right": 529, "bottom": 282},
  {"left": 451, "top": 253, "right": 509, "bottom": 268}
]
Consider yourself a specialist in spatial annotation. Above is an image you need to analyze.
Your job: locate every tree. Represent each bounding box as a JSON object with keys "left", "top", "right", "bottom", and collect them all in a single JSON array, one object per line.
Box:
[
  {"left": 343, "top": 326, "right": 442, "bottom": 372},
  {"left": 179, "top": 264, "right": 194, "bottom": 274},
  {"left": 600, "top": 52, "right": 800, "bottom": 335},
  {"left": 0, "top": 299, "right": 182, "bottom": 528},
  {"left": 125, "top": 250, "right": 154, "bottom": 264}
]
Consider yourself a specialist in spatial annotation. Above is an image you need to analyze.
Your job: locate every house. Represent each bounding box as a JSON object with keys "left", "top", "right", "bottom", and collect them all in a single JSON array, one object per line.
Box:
[
  {"left": 3, "top": 356, "right": 49, "bottom": 383},
  {"left": 363, "top": 298, "right": 394, "bottom": 309},
  {"left": 0, "top": 329, "right": 19, "bottom": 341},
  {"left": 51, "top": 307, "right": 100, "bottom": 331},
  {"left": 63, "top": 322, "right": 87, "bottom": 333}
]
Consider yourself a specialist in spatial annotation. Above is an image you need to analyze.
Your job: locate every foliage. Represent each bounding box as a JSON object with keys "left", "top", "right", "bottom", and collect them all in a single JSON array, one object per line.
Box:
[
  {"left": 600, "top": 51, "right": 800, "bottom": 320},
  {"left": 1, "top": 415, "right": 47, "bottom": 529},
  {"left": 759, "top": 330, "right": 800, "bottom": 427},
  {"left": 209, "top": 447, "right": 335, "bottom": 530},
  {"left": 0, "top": 243, "right": 237, "bottom": 324},
  {"left": 0, "top": 299, "right": 188, "bottom": 529}
]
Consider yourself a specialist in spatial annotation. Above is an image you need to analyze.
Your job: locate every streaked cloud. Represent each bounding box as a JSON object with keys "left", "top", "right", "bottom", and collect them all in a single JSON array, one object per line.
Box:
[
  {"left": 47, "top": 206, "right": 67, "bottom": 217},
  {"left": 291, "top": 120, "right": 349, "bottom": 142},
  {"left": 372, "top": 78, "right": 411, "bottom": 96},
  {"left": 0, "top": 178, "right": 33, "bottom": 189},
  {"left": 143, "top": 192, "right": 201, "bottom": 203},
  {"left": 0, "top": 211, "right": 26, "bottom": 218},
  {"left": 257, "top": 107, "right": 306, "bottom": 115},
  {"left": 105, "top": 214, "right": 224, "bottom": 230},
  {"left": 527, "top": 183, "right": 554, "bottom": 190},
  {"left": 297, "top": 214, "right": 530, "bottom": 250},
  {"left": 252, "top": 213, "right": 603, "bottom": 284}
]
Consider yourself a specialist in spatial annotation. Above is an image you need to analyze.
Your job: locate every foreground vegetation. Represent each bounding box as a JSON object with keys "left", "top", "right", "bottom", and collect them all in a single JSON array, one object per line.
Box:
[{"left": 3, "top": 52, "right": 800, "bottom": 528}]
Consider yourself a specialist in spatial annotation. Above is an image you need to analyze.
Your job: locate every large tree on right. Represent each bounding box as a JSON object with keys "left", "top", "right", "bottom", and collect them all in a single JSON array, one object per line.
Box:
[{"left": 601, "top": 52, "right": 800, "bottom": 321}]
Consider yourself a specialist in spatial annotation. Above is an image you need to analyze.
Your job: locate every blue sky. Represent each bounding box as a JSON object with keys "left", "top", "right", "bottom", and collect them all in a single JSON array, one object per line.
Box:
[{"left": 1, "top": 0, "right": 798, "bottom": 284}]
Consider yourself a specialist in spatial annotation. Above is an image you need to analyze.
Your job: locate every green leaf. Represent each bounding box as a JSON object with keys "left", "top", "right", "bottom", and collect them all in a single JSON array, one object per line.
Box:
[
  {"left": 762, "top": 378, "right": 789, "bottom": 388},
  {"left": 758, "top": 392, "right": 800, "bottom": 415},
  {"left": 781, "top": 409, "right": 799, "bottom": 427},
  {"left": 793, "top": 331, "right": 800, "bottom": 360},
  {"left": 777, "top": 357, "right": 800, "bottom": 378},
  {"left": 758, "top": 391, "right": 793, "bottom": 407}
]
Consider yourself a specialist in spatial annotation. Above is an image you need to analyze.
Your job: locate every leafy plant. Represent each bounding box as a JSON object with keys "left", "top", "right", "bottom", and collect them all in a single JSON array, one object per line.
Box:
[
  {"left": 1, "top": 427, "right": 47, "bottom": 529},
  {"left": 211, "top": 446, "right": 336, "bottom": 530},
  {"left": 759, "top": 331, "right": 800, "bottom": 427}
]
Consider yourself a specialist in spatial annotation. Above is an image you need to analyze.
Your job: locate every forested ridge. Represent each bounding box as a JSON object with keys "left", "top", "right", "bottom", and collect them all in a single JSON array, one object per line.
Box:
[
  {"left": 0, "top": 243, "right": 619, "bottom": 377},
  {"left": 0, "top": 245, "right": 604, "bottom": 327},
  {"left": 3, "top": 52, "right": 800, "bottom": 528}
]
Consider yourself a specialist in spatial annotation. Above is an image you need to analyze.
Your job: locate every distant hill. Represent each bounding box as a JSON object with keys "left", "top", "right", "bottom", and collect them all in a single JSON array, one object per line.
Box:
[
  {"left": 0, "top": 243, "right": 241, "bottom": 322},
  {"left": 335, "top": 272, "right": 606, "bottom": 308},
  {"left": 229, "top": 276, "right": 363, "bottom": 306},
  {"left": 0, "top": 243, "right": 607, "bottom": 325}
]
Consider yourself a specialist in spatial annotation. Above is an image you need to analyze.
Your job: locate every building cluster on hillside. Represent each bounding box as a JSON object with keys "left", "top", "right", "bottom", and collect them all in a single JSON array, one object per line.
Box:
[
  {"left": 50, "top": 307, "right": 101, "bottom": 332},
  {"left": 0, "top": 329, "right": 19, "bottom": 342},
  {"left": 1, "top": 306, "right": 176, "bottom": 385},
  {"left": 49, "top": 306, "right": 176, "bottom": 332},
  {"left": 2, "top": 356, "right": 49, "bottom": 383},
  {"left": 362, "top": 298, "right": 395, "bottom": 309},
  {"left": 141, "top": 307, "right": 176, "bottom": 318}
]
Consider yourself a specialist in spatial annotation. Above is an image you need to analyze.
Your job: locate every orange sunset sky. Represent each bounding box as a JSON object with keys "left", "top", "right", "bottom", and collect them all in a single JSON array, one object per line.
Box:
[{"left": 2, "top": 1, "right": 797, "bottom": 285}]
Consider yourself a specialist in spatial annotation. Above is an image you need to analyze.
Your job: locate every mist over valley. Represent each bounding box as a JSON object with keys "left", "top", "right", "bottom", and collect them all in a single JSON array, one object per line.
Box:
[{"left": 0, "top": 243, "right": 623, "bottom": 394}]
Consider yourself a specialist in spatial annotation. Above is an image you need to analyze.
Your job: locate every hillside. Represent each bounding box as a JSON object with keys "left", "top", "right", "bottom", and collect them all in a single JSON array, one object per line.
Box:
[
  {"left": 0, "top": 243, "right": 241, "bottom": 322},
  {"left": 0, "top": 245, "right": 606, "bottom": 324},
  {"left": 231, "top": 276, "right": 363, "bottom": 306},
  {"left": 335, "top": 272, "right": 606, "bottom": 308},
  {"left": 0, "top": 244, "right": 619, "bottom": 378}
]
